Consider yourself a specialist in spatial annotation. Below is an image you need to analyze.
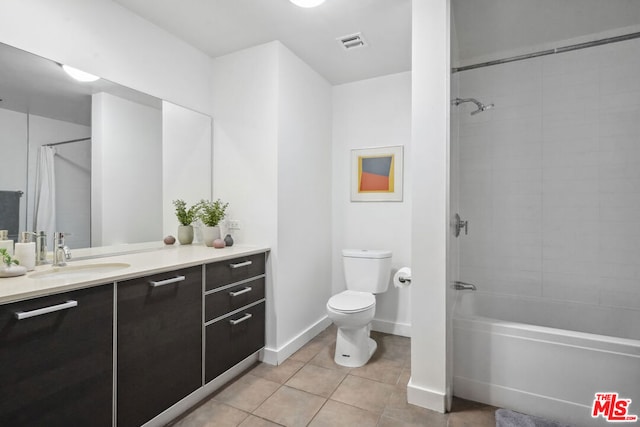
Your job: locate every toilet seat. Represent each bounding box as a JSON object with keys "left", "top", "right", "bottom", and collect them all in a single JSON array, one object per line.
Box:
[{"left": 327, "top": 290, "right": 375, "bottom": 313}]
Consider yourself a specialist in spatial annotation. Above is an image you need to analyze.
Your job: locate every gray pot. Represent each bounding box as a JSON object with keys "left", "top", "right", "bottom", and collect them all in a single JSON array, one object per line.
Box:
[
  {"left": 177, "top": 225, "right": 194, "bottom": 245},
  {"left": 202, "top": 226, "right": 221, "bottom": 247}
]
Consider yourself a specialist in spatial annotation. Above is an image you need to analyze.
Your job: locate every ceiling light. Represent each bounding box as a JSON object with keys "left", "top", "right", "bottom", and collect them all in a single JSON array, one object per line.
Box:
[
  {"left": 61, "top": 64, "right": 100, "bottom": 82},
  {"left": 289, "top": 0, "right": 325, "bottom": 8}
]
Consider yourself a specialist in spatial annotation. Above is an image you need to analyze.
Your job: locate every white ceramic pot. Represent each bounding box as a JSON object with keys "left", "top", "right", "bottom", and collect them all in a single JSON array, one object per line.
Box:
[
  {"left": 177, "top": 225, "right": 194, "bottom": 245},
  {"left": 202, "top": 226, "right": 221, "bottom": 247}
]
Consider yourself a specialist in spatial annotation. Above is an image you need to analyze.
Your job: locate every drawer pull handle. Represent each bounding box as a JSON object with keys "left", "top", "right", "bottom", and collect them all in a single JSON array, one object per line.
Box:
[
  {"left": 149, "top": 275, "right": 186, "bottom": 287},
  {"left": 229, "top": 313, "right": 252, "bottom": 325},
  {"left": 229, "top": 260, "right": 252, "bottom": 269},
  {"left": 14, "top": 300, "right": 78, "bottom": 320},
  {"left": 229, "top": 287, "right": 252, "bottom": 297}
]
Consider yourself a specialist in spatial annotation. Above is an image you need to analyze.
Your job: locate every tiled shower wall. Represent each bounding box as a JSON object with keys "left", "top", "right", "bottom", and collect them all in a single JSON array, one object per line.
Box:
[{"left": 457, "top": 38, "right": 640, "bottom": 310}]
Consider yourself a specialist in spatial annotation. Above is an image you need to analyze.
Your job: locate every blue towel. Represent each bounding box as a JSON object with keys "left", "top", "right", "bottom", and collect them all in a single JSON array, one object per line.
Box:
[{"left": 0, "top": 190, "right": 22, "bottom": 241}]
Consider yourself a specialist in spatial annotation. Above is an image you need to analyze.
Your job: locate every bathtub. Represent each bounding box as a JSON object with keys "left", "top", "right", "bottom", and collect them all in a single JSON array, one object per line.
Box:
[{"left": 452, "top": 291, "right": 640, "bottom": 427}]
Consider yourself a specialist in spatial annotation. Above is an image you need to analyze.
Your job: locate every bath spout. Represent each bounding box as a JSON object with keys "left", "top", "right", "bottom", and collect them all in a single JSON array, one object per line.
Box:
[{"left": 453, "top": 281, "right": 477, "bottom": 291}]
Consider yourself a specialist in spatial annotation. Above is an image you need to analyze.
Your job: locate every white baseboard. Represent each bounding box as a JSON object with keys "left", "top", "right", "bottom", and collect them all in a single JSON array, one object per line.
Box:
[
  {"left": 453, "top": 376, "right": 600, "bottom": 427},
  {"left": 261, "top": 316, "right": 332, "bottom": 365},
  {"left": 371, "top": 318, "right": 411, "bottom": 337},
  {"left": 407, "top": 378, "right": 447, "bottom": 413}
]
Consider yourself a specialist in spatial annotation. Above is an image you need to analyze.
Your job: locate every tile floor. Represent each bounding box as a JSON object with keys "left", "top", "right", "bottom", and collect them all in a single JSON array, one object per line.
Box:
[{"left": 170, "top": 325, "right": 497, "bottom": 427}]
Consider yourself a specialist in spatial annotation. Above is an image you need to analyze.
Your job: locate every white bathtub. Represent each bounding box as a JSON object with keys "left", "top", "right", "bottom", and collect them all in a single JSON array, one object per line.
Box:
[{"left": 452, "top": 291, "right": 640, "bottom": 427}]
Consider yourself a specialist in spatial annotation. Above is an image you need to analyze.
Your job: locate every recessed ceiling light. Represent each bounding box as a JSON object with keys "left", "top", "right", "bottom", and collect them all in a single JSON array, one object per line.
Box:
[
  {"left": 289, "top": 0, "right": 325, "bottom": 8},
  {"left": 61, "top": 64, "right": 100, "bottom": 82}
]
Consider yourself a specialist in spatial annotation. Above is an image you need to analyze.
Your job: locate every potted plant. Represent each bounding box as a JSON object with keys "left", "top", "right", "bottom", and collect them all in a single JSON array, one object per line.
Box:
[
  {"left": 197, "top": 198, "right": 229, "bottom": 247},
  {"left": 0, "top": 248, "right": 26, "bottom": 277},
  {"left": 173, "top": 199, "right": 200, "bottom": 245}
]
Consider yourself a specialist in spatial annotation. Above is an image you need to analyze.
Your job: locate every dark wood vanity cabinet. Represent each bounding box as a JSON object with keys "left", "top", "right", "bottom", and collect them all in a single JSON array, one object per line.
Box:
[
  {"left": 117, "top": 265, "right": 202, "bottom": 427},
  {"left": 205, "top": 253, "right": 266, "bottom": 383},
  {"left": 0, "top": 284, "right": 113, "bottom": 427},
  {"left": 0, "top": 250, "right": 268, "bottom": 427}
]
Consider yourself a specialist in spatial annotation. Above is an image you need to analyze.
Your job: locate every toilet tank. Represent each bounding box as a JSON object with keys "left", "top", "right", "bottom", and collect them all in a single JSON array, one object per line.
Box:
[{"left": 342, "top": 249, "right": 392, "bottom": 293}]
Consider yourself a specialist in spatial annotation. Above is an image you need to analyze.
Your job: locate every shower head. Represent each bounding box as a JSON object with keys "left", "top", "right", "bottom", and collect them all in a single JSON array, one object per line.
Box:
[{"left": 452, "top": 97, "right": 494, "bottom": 115}]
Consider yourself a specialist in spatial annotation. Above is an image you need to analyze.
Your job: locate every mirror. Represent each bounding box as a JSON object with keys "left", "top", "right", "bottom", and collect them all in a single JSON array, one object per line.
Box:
[{"left": 0, "top": 42, "right": 212, "bottom": 254}]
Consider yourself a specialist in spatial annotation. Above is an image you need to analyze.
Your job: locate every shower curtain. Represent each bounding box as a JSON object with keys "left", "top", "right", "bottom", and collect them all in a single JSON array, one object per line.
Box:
[{"left": 34, "top": 146, "right": 56, "bottom": 249}]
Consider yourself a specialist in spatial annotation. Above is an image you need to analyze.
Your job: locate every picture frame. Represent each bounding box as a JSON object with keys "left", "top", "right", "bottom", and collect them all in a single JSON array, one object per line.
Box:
[{"left": 350, "top": 145, "right": 403, "bottom": 202}]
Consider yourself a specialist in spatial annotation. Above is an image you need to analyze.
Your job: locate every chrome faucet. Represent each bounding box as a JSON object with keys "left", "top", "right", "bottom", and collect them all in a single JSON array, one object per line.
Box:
[
  {"left": 453, "top": 281, "right": 477, "bottom": 291},
  {"left": 53, "top": 232, "right": 72, "bottom": 267}
]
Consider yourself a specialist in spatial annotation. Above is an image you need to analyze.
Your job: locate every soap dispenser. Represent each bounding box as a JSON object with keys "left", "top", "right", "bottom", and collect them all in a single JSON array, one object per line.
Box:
[
  {"left": 14, "top": 232, "right": 36, "bottom": 271},
  {"left": 0, "top": 230, "right": 14, "bottom": 256}
]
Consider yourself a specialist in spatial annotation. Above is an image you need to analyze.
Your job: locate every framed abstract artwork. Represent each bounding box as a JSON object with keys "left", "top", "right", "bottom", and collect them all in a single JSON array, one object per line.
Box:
[{"left": 351, "top": 145, "right": 403, "bottom": 202}]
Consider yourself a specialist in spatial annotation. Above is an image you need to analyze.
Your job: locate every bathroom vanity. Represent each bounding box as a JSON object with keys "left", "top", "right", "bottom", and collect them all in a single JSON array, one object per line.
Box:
[{"left": 0, "top": 245, "right": 268, "bottom": 427}]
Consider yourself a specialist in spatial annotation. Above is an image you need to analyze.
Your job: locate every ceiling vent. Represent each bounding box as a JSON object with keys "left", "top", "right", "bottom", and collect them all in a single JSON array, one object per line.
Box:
[{"left": 338, "top": 32, "right": 367, "bottom": 50}]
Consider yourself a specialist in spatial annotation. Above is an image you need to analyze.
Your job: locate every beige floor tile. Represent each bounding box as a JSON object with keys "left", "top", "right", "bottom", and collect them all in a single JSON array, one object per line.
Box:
[
  {"left": 237, "top": 415, "right": 283, "bottom": 427},
  {"left": 289, "top": 339, "right": 326, "bottom": 363},
  {"left": 308, "top": 344, "right": 351, "bottom": 373},
  {"left": 308, "top": 400, "right": 379, "bottom": 427},
  {"left": 377, "top": 414, "right": 445, "bottom": 427},
  {"left": 172, "top": 400, "right": 249, "bottom": 427},
  {"left": 447, "top": 398, "right": 496, "bottom": 427},
  {"left": 285, "top": 363, "right": 347, "bottom": 398},
  {"left": 250, "top": 359, "right": 305, "bottom": 384},
  {"left": 213, "top": 374, "right": 281, "bottom": 412},
  {"left": 330, "top": 375, "right": 395, "bottom": 414},
  {"left": 396, "top": 367, "right": 411, "bottom": 388},
  {"left": 174, "top": 330, "right": 498, "bottom": 427},
  {"left": 349, "top": 354, "right": 403, "bottom": 385},
  {"left": 383, "top": 388, "right": 447, "bottom": 426},
  {"left": 372, "top": 334, "right": 411, "bottom": 366},
  {"left": 253, "top": 386, "right": 326, "bottom": 427},
  {"left": 311, "top": 325, "right": 338, "bottom": 345}
]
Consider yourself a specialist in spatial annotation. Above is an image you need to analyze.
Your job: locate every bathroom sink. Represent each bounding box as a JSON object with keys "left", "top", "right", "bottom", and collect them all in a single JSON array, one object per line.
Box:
[{"left": 29, "top": 262, "right": 131, "bottom": 280}]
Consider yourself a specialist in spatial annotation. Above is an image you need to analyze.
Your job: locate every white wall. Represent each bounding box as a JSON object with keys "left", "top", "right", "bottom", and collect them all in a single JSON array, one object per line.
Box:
[
  {"left": 162, "top": 101, "right": 213, "bottom": 239},
  {"left": 0, "top": 108, "right": 28, "bottom": 238},
  {"left": 212, "top": 42, "right": 333, "bottom": 363},
  {"left": 0, "top": 0, "right": 212, "bottom": 115},
  {"left": 276, "top": 43, "right": 333, "bottom": 352},
  {"left": 92, "top": 92, "right": 162, "bottom": 246},
  {"left": 457, "top": 37, "right": 640, "bottom": 311},
  {"left": 410, "top": 0, "right": 451, "bottom": 413},
  {"left": 212, "top": 42, "right": 281, "bottom": 358},
  {"left": 332, "top": 72, "right": 412, "bottom": 336}
]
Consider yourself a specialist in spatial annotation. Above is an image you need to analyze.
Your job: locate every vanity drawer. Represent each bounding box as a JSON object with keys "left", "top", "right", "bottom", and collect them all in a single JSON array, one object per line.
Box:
[
  {"left": 205, "top": 277, "right": 265, "bottom": 322},
  {"left": 205, "top": 253, "right": 265, "bottom": 291},
  {"left": 205, "top": 302, "right": 265, "bottom": 382}
]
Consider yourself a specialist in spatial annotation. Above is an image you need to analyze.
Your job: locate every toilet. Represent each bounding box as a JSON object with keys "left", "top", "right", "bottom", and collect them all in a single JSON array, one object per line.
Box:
[{"left": 326, "top": 249, "right": 392, "bottom": 367}]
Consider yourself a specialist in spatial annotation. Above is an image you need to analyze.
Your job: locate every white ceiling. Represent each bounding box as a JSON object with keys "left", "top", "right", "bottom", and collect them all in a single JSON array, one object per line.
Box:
[
  {"left": 113, "top": 0, "right": 412, "bottom": 85},
  {"left": 4, "top": 1, "right": 640, "bottom": 126},
  {"left": 114, "top": 0, "right": 640, "bottom": 83}
]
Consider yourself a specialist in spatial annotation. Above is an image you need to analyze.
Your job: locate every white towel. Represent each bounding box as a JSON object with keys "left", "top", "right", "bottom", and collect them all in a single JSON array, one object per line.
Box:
[{"left": 34, "top": 146, "right": 56, "bottom": 249}]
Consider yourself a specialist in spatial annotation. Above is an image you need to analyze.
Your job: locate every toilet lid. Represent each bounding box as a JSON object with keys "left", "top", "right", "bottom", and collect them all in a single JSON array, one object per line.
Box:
[{"left": 328, "top": 290, "right": 375, "bottom": 313}]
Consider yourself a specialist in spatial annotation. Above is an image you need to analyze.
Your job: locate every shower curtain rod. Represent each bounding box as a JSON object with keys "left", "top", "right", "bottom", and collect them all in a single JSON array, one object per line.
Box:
[
  {"left": 452, "top": 31, "right": 640, "bottom": 73},
  {"left": 44, "top": 137, "right": 91, "bottom": 147}
]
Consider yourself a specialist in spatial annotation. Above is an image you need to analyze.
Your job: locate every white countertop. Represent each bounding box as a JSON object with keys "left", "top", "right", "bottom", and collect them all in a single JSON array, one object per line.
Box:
[{"left": 0, "top": 243, "right": 269, "bottom": 304}]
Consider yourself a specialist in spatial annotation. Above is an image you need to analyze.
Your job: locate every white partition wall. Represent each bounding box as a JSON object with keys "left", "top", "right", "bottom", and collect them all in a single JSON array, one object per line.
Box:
[
  {"left": 91, "top": 92, "right": 162, "bottom": 246},
  {"left": 162, "top": 101, "right": 212, "bottom": 239}
]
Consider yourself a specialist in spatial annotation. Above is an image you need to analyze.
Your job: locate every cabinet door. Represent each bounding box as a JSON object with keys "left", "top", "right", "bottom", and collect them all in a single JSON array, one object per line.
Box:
[
  {"left": 205, "top": 302, "right": 265, "bottom": 382},
  {"left": 0, "top": 285, "right": 113, "bottom": 427},
  {"left": 117, "top": 266, "right": 202, "bottom": 427}
]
